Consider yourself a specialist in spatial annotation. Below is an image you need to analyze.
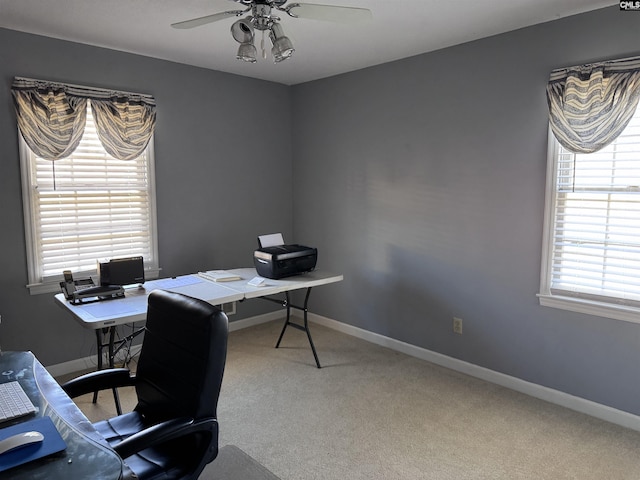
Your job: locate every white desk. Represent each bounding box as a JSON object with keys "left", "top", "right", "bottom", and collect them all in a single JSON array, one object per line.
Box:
[{"left": 55, "top": 268, "right": 343, "bottom": 371}]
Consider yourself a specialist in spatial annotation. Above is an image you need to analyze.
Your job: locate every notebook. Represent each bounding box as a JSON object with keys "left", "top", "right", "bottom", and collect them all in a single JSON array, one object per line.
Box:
[{"left": 197, "top": 270, "right": 242, "bottom": 282}]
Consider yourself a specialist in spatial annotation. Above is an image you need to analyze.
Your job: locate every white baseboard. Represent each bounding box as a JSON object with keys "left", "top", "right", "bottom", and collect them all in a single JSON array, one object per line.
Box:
[
  {"left": 228, "top": 310, "right": 284, "bottom": 332},
  {"left": 307, "top": 312, "right": 640, "bottom": 432},
  {"left": 47, "top": 309, "right": 640, "bottom": 432},
  {"left": 47, "top": 344, "right": 143, "bottom": 378}
]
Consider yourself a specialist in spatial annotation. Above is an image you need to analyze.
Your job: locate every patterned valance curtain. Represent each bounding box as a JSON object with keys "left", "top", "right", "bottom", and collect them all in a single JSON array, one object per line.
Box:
[
  {"left": 91, "top": 98, "right": 156, "bottom": 160},
  {"left": 546, "top": 56, "right": 640, "bottom": 154},
  {"left": 12, "top": 82, "right": 87, "bottom": 160},
  {"left": 11, "top": 77, "right": 156, "bottom": 161}
]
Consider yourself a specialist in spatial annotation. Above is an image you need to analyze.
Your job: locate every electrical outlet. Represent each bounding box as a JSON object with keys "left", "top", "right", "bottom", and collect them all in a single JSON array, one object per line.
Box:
[{"left": 453, "top": 317, "right": 463, "bottom": 334}]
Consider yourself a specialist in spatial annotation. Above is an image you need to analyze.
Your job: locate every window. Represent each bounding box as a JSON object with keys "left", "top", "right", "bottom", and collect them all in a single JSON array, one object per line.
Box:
[
  {"left": 539, "top": 104, "right": 640, "bottom": 322},
  {"left": 21, "top": 103, "right": 159, "bottom": 294}
]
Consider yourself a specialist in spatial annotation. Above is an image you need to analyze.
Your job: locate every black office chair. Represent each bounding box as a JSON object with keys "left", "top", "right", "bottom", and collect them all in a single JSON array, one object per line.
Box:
[{"left": 61, "top": 289, "right": 229, "bottom": 480}]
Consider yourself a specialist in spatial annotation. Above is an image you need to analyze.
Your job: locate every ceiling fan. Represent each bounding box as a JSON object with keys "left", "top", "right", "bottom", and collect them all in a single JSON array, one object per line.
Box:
[{"left": 171, "top": 0, "right": 372, "bottom": 63}]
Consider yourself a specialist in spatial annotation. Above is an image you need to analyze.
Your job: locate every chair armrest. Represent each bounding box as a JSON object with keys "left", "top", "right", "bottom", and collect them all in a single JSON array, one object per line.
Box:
[
  {"left": 61, "top": 368, "right": 135, "bottom": 398},
  {"left": 113, "top": 417, "right": 218, "bottom": 460}
]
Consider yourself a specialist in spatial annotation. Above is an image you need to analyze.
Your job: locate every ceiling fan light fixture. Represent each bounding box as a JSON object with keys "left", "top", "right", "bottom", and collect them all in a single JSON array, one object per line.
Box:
[
  {"left": 237, "top": 42, "right": 258, "bottom": 63},
  {"left": 270, "top": 23, "right": 294, "bottom": 63},
  {"left": 231, "top": 18, "right": 254, "bottom": 43},
  {"left": 271, "top": 37, "right": 294, "bottom": 63}
]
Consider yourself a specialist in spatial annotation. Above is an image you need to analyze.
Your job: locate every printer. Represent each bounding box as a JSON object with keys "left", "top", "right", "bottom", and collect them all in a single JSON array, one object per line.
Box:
[{"left": 253, "top": 233, "right": 317, "bottom": 279}]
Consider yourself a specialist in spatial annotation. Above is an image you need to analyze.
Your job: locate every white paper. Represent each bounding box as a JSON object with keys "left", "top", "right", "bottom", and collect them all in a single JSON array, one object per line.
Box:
[{"left": 258, "top": 233, "right": 284, "bottom": 247}]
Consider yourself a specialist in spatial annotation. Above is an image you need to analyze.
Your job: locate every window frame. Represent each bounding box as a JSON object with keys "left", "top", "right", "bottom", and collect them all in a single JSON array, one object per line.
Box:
[
  {"left": 19, "top": 107, "right": 160, "bottom": 295},
  {"left": 538, "top": 123, "right": 640, "bottom": 324}
]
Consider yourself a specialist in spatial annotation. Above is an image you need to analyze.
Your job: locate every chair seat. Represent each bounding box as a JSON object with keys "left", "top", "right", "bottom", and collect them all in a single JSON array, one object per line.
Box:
[
  {"left": 95, "top": 411, "right": 144, "bottom": 443},
  {"left": 95, "top": 412, "right": 193, "bottom": 480}
]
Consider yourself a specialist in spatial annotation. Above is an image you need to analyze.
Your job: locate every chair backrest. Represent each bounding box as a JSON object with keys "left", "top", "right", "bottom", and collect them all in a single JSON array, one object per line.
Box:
[{"left": 134, "top": 289, "right": 228, "bottom": 424}]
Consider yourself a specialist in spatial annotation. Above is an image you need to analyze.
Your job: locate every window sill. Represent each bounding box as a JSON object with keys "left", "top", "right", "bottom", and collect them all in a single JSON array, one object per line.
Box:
[
  {"left": 27, "top": 268, "right": 161, "bottom": 296},
  {"left": 538, "top": 293, "right": 640, "bottom": 324}
]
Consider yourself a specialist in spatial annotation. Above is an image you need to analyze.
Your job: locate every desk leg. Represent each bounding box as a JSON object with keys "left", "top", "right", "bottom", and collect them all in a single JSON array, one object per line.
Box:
[
  {"left": 108, "top": 326, "right": 116, "bottom": 367},
  {"left": 93, "top": 330, "right": 103, "bottom": 405},
  {"left": 274, "top": 288, "right": 321, "bottom": 368},
  {"left": 109, "top": 324, "right": 122, "bottom": 415},
  {"left": 94, "top": 327, "right": 123, "bottom": 415},
  {"left": 275, "top": 292, "right": 292, "bottom": 349}
]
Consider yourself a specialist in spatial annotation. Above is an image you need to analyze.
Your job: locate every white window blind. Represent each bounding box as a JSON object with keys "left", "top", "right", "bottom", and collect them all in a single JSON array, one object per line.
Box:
[
  {"left": 540, "top": 104, "right": 640, "bottom": 320},
  {"left": 21, "top": 103, "right": 159, "bottom": 292}
]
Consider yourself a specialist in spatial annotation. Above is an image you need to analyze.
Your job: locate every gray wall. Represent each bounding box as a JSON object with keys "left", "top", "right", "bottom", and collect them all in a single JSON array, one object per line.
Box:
[
  {"left": 291, "top": 6, "right": 640, "bottom": 416},
  {"left": 0, "top": 28, "right": 292, "bottom": 366}
]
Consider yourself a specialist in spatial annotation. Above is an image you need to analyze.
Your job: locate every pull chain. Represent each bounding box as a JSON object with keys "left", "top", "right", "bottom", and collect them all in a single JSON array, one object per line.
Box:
[{"left": 52, "top": 159, "right": 57, "bottom": 190}]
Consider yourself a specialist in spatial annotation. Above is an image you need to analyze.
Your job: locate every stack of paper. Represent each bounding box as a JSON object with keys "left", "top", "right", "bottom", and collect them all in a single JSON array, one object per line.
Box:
[{"left": 197, "top": 270, "right": 242, "bottom": 282}]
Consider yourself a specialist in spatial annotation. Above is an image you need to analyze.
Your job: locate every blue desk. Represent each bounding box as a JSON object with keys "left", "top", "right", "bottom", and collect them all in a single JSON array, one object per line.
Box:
[{"left": 0, "top": 351, "right": 123, "bottom": 480}]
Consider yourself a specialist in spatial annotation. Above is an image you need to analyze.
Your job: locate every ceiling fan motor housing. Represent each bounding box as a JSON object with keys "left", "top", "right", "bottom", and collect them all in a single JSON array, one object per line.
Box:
[
  {"left": 235, "top": 0, "right": 288, "bottom": 5},
  {"left": 252, "top": 3, "right": 279, "bottom": 30}
]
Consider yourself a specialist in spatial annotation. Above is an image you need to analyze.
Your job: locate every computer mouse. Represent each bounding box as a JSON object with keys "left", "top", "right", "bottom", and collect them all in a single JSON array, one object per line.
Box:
[{"left": 0, "top": 431, "right": 44, "bottom": 455}]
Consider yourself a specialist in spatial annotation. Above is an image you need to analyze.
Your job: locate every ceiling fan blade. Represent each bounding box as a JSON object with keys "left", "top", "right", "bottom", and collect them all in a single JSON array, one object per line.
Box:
[
  {"left": 283, "top": 3, "right": 372, "bottom": 24},
  {"left": 171, "top": 10, "right": 245, "bottom": 29}
]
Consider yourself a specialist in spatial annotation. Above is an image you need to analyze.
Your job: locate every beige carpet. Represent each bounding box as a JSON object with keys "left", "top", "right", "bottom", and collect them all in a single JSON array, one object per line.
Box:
[{"left": 63, "top": 319, "right": 640, "bottom": 480}]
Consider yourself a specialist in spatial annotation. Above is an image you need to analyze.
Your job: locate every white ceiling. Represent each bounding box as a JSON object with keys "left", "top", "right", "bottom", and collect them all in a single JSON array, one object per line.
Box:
[{"left": 0, "top": 0, "right": 616, "bottom": 85}]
